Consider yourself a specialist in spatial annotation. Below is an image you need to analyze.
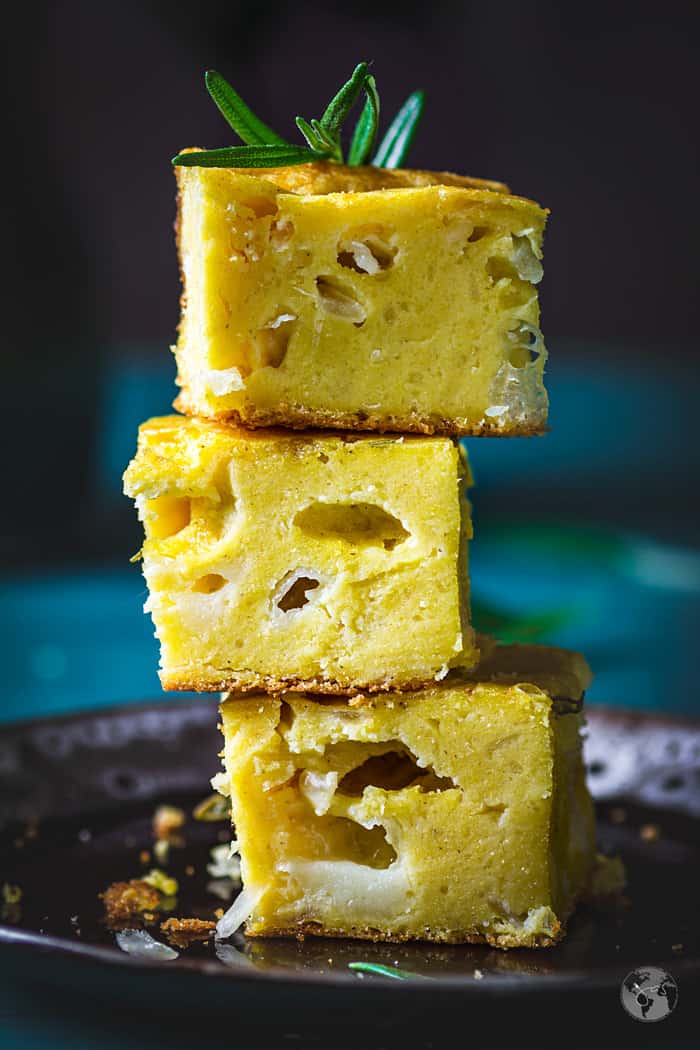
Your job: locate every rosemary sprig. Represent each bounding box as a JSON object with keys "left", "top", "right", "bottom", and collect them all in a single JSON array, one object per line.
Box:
[
  {"left": 348, "top": 75, "right": 380, "bottom": 165},
  {"left": 171, "top": 64, "right": 425, "bottom": 170},
  {"left": 204, "top": 70, "right": 286, "bottom": 146},
  {"left": 348, "top": 961, "right": 432, "bottom": 980},
  {"left": 372, "top": 89, "right": 425, "bottom": 169},
  {"left": 295, "top": 116, "right": 329, "bottom": 154},
  {"left": 317, "top": 61, "right": 369, "bottom": 160},
  {"left": 172, "top": 144, "right": 327, "bottom": 168}
]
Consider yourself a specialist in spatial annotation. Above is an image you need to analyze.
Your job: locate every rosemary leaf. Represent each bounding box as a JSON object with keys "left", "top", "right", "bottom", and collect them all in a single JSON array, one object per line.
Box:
[
  {"left": 310, "top": 119, "right": 337, "bottom": 151},
  {"left": 295, "top": 116, "right": 324, "bottom": 151},
  {"left": 348, "top": 962, "right": 431, "bottom": 980},
  {"left": 372, "top": 89, "right": 425, "bottom": 168},
  {"left": 205, "top": 70, "right": 287, "bottom": 147},
  {"left": 172, "top": 144, "right": 327, "bottom": 168},
  {"left": 319, "top": 62, "right": 369, "bottom": 138},
  {"left": 348, "top": 74, "right": 380, "bottom": 165},
  {"left": 182, "top": 64, "right": 426, "bottom": 170}
]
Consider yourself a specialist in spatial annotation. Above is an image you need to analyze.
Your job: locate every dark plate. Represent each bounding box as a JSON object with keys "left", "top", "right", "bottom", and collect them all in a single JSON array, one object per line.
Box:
[{"left": 1, "top": 699, "right": 699, "bottom": 1041}]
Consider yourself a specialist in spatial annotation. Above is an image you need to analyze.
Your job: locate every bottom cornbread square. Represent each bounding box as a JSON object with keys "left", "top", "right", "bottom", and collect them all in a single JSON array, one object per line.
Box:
[{"left": 217, "top": 643, "right": 596, "bottom": 948}]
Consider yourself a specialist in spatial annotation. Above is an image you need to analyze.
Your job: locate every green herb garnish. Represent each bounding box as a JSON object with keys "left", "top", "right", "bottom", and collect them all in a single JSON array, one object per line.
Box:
[
  {"left": 348, "top": 75, "right": 380, "bottom": 165},
  {"left": 172, "top": 63, "right": 424, "bottom": 170},
  {"left": 372, "top": 90, "right": 425, "bottom": 169},
  {"left": 348, "top": 961, "right": 431, "bottom": 980},
  {"left": 204, "top": 69, "right": 286, "bottom": 147}
]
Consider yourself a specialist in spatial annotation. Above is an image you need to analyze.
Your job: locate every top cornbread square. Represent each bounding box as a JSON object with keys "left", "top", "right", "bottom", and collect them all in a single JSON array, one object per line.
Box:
[
  {"left": 123, "top": 415, "right": 478, "bottom": 694},
  {"left": 174, "top": 160, "right": 548, "bottom": 435}
]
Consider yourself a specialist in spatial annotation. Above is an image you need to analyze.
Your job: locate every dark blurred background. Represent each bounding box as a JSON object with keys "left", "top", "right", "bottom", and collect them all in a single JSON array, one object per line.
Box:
[{"left": 1, "top": 0, "right": 699, "bottom": 716}]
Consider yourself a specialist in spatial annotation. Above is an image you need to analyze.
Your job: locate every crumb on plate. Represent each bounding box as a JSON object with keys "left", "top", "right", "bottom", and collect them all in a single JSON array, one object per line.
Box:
[
  {"left": 160, "top": 917, "right": 216, "bottom": 949},
  {"left": 143, "top": 869, "right": 179, "bottom": 896},
  {"left": 2, "top": 883, "right": 22, "bottom": 905},
  {"left": 153, "top": 804, "right": 186, "bottom": 840},
  {"left": 100, "top": 880, "right": 161, "bottom": 926}
]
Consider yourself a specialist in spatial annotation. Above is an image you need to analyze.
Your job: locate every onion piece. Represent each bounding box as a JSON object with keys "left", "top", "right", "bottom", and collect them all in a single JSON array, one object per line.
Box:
[
  {"left": 209, "top": 771, "right": 230, "bottom": 795},
  {"left": 115, "top": 928, "right": 179, "bottom": 961},
  {"left": 204, "top": 367, "right": 245, "bottom": 395},
  {"left": 265, "top": 312, "right": 296, "bottom": 329},
  {"left": 216, "top": 885, "right": 265, "bottom": 940},
  {"left": 299, "top": 770, "right": 339, "bottom": 816},
  {"left": 207, "top": 841, "right": 242, "bottom": 880}
]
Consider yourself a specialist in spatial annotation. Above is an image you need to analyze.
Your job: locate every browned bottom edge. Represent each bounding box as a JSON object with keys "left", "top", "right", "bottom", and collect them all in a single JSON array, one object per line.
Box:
[
  {"left": 243, "top": 918, "right": 565, "bottom": 950},
  {"left": 160, "top": 669, "right": 464, "bottom": 697},
  {"left": 174, "top": 392, "right": 547, "bottom": 439}
]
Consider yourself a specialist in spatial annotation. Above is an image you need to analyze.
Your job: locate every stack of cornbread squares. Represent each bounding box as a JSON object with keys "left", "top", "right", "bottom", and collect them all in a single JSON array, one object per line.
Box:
[{"left": 124, "top": 160, "right": 597, "bottom": 949}]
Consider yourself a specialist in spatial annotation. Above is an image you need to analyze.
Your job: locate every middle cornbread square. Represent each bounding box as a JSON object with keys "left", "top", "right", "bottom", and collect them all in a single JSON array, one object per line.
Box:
[{"left": 123, "top": 415, "right": 478, "bottom": 694}]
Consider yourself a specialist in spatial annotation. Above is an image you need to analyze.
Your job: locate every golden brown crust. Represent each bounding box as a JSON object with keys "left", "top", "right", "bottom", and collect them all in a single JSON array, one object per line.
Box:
[
  {"left": 245, "top": 917, "right": 564, "bottom": 950},
  {"left": 162, "top": 637, "right": 541, "bottom": 699},
  {"left": 160, "top": 667, "right": 471, "bottom": 697},
  {"left": 173, "top": 390, "right": 547, "bottom": 438},
  {"left": 175, "top": 156, "right": 513, "bottom": 198}
]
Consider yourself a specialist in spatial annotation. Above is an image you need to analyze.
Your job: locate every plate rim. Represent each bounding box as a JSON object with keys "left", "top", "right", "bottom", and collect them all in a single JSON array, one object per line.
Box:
[
  {"left": 1, "top": 699, "right": 698, "bottom": 994},
  {"left": 5, "top": 924, "right": 697, "bottom": 994}
]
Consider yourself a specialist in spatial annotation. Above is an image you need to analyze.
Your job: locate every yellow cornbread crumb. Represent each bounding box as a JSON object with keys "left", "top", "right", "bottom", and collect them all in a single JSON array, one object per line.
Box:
[{"left": 123, "top": 415, "right": 478, "bottom": 694}]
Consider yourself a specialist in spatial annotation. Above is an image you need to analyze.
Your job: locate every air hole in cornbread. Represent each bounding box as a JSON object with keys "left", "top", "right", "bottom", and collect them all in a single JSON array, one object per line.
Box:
[
  {"left": 241, "top": 196, "right": 278, "bottom": 219},
  {"left": 320, "top": 817, "right": 397, "bottom": 869},
  {"left": 338, "top": 745, "right": 456, "bottom": 795},
  {"left": 275, "top": 573, "right": 321, "bottom": 612},
  {"left": 294, "top": 502, "right": 409, "bottom": 549},
  {"left": 467, "top": 225, "right": 491, "bottom": 242},
  {"left": 144, "top": 496, "right": 191, "bottom": 539},
  {"left": 337, "top": 225, "right": 397, "bottom": 274},
  {"left": 486, "top": 256, "right": 520, "bottom": 282},
  {"left": 253, "top": 314, "right": 296, "bottom": 368},
  {"left": 192, "top": 573, "right": 227, "bottom": 594},
  {"left": 481, "top": 802, "right": 507, "bottom": 819},
  {"left": 508, "top": 347, "right": 537, "bottom": 368},
  {"left": 315, "top": 276, "right": 367, "bottom": 326},
  {"left": 506, "top": 322, "right": 544, "bottom": 368},
  {"left": 279, "top": 700, "right": 295, "bottom": 729}
]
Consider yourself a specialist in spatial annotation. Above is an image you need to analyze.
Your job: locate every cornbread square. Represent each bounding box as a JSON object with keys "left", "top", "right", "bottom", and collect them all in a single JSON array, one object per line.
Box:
[
  {"left": 218, "top": 643, "right": 596, "bottom": 947},
  {"left": 123, "top": 415, "right": 477, "bottom": 694},
  {"left": 174, "top": 160, "right": 548, "bottom": 436}
]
